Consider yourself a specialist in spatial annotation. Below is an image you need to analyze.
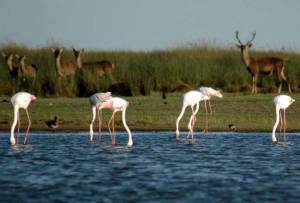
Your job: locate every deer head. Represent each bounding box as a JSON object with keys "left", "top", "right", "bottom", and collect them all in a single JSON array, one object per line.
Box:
[
  {"left": 72, "top": 48, "right": 84, "bottom": 68},
  {"left": 51, "top": 47, "right": 64, "bottom": 59},
  {"left": 2, "top": 52, "right": 14, "bottom": 71},
  {"left": 72, "top": 48, "right": 84, "bottom": 59},
  {"left": 15, "top": 54, "right": 26, "bottom": 65},
  {"left": 235, "top": 31, "right": 256, "bottom": 51}
]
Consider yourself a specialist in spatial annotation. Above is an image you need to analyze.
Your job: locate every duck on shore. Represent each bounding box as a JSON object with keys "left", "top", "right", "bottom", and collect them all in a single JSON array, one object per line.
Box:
[{"left": 45, "top": 116, "right": 59, "bottom": 129}]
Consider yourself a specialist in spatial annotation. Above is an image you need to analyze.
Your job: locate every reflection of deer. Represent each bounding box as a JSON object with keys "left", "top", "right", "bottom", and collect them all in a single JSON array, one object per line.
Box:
[
  {"left": 2, "top": 52, "right": 21, "bottom": 78},
  {"left": 73, "top": 48, "right": 115, "bottom": 77},
  {"left": 15, "top": 55, "right": 37, "bottom": 79},
  {"left": 51, "top": 48, "right": 77, "bottom": 78},
  {"left": 235, "top": 31, "right": 291, "bottom": 94}
]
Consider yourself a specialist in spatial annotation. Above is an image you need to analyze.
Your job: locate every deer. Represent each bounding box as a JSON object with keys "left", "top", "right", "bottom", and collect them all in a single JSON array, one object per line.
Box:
[
  {"left": 235, "top": 31, "right": 291, "bottom": 94},
  {"left": 1, "top": 52, "right": 22, "bottom": 78},
  {"left": 15, "top": 55, "right": 37, "bottom": 79},
  {"left": 51, "top": 48, "right": 77, "bottom": 78},
  {"left": 72, "top": 48, "right": 115, "bottom": 77}
]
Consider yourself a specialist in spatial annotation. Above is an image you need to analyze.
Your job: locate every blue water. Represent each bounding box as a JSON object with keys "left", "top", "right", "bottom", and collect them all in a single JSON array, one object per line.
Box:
[{"left": 0, "top": 131, "right": 300, "bottom": 203}]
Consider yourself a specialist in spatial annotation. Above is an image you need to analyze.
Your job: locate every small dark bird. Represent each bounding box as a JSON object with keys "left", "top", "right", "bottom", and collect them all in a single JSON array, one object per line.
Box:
[
  {"left": 228, "top": 124, "right": 236, "bottom": 131},
  {"left": 162, "top": 91, "right": 166, "bottom": 100},
  {"left": 161, "top": 91, "right": 168, "bottom": 104},
  {"left": 45, "top": 116, "right": 59, "bottom": 129}
]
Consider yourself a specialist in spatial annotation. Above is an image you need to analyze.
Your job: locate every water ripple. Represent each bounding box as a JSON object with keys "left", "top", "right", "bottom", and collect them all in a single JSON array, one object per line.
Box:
[{"left": 0, "top": 131, "right": 300, "bottom": 202}]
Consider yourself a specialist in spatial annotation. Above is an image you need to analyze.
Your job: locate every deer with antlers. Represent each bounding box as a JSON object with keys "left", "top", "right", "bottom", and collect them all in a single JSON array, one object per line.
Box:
[
  {"left": 72, "top": 48, "right": 115, "bottom": 77},
  {"left": 51, "top": 48, "right": 77, "bottom": 78},
  {"left": 235, "top": 31, "right": 291, "bottom": 94},
  {"left": 2, "top": 52, "right": 22, "bottom": 78},
  {"left": 15, "top": 55, "right": 37, "bottom": 79}
]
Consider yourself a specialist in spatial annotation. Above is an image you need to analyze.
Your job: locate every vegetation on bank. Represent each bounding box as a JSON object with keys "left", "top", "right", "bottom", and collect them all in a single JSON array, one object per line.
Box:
[
  {"left": 0, "top": 93, "right": 299, "bottom": 132},
  {"left": 1, "top": 43, "right": 300, "bottom": 97}
]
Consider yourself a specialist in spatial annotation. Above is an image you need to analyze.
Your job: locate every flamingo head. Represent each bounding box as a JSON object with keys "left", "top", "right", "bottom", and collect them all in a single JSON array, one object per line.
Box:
[
  {"left": 31, "top": 95, "right": 37, "bottom": 100},
  {"left": 290, "top": 98, "right": 295, "bottom": 104},
  {"left": 216, "top": 90, "right": 223, "bottom": 98}
]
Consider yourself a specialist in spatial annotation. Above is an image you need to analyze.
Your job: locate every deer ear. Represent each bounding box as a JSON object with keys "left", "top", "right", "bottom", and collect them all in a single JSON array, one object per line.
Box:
[
  {"left": 236, "top": 44, "right": 242, "bottom": 48},
  {"left": 60, "top": 47, "right": 64, "bottom": 52},
  {"left": 51, "top": 48, "right": 55, "bottom": 53},
  {"left": 248, "top": 43, "right": 253, "bottom": 48}
]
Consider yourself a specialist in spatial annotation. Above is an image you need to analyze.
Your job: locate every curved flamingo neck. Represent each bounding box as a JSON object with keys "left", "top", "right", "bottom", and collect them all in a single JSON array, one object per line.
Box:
[
  {"left": 272, "top": 106, "right": 280, "bottom": 143},
  {"left": 10, "top": 106, "right": 19, "bottom": 145},
  {"left": 122, "top": 107, "right": 132, "bottom": 147}
]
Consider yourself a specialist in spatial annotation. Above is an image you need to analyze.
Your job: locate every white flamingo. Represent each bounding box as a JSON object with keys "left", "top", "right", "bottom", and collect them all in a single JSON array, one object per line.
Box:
[
  {"left": 10, "top": 92, "right": 36, "bottom": 145},
  {"left": 199, "top": 87, "right": 223, "bottom": 132},
  {"left": 175, "top": 90, "right": 207, "bottom": 139},
  {"left": 89, "top": 93, "right": 133, "bottom": 147},
  {"left": 89, "top": 92, "right": 112, "bottom": 141},
  {"left": 272, "top": 95, "right": 295, "bottom": 143}
]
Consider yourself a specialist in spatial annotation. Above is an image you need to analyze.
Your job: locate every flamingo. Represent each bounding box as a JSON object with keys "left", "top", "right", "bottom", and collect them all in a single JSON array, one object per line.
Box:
[
  {"left": 89, "top": 92, "right": 112, "bottom": 141},
  {"left": 199, "top": 87, "right": 223, "bottom": 132},
  {"left": 89, "top": 93, "right": 133, "bottom": 147},
  {"left": 272, "top": 95, "right": 295, "bottom": 143},
  {"left": 10, "top": 92, "right": 36, "bottom": 145},
  {"left": 175, "top": 90, "right": 207, "bottom": 140}
]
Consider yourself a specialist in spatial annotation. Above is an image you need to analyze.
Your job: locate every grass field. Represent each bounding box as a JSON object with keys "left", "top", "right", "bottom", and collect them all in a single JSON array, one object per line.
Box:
[
  {"left": 0, "top": 93, "right": 299, "bottom": 133},
  {"left": 1, "top": 43, "right": 300, "bottom": 97}
]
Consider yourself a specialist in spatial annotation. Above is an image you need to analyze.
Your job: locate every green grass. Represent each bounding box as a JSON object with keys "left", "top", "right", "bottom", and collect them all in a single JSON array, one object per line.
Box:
[
  {"left": 1, "top": 43, "right": 300, "bottom": 97},
  {"left": 0, "top": 93, "right": 299, "bottom": 133}
]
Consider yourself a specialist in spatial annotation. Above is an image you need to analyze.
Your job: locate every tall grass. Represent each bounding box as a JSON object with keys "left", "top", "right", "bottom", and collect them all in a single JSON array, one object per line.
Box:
[{"left": 1, "top": 42, "right": 300, "bottom": 97}]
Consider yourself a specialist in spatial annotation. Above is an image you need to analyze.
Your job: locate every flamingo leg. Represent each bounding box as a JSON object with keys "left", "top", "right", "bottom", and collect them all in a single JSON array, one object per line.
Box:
[
  {"left": 108, "top": 111, "right": 116, "bottom": 146},
  {"left": 98, "top": 109, "right": 102, "bottom": 142},
  {"left": 192, "top": 102, "right": 200, "bottom": 138},
  {"left": 89, "top": 106, "right": 96, "bottom": 141},
  {"left": 187, "top": 106, "right": 195, "bottom": 139},
  {"left": 202, "top": 101, "right": 208, "bottom": 133},
  {"left": 208, "top": 100, "right": 212, "bottom": 115},
  {"left": 279, "top": 109, "right": 283, "bottom": 134},
  {"left": 188, "top": 102, "right": 199, "bottom": 140},
  {"left": 112, "top": 113, "right": 115, "bottom": 143},
  {"left": 16, "top": 111, "right": 20, "bottom": 144},
  {"left": 23, "top": 109, "right": 31, "bottom": 145},
  {"left": 278, "top": 109, "right": 283, "bottom": 142},
  {"left": 283, "top": 109, "right": 287, "bottom": 142}
]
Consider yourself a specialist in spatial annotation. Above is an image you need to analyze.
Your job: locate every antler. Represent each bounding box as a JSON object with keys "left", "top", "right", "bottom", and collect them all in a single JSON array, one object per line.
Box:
[
  {"left": 247, "top": 31, "right": 256, "bottom": 45},
  {"left": 235, "top": 31, "right": 243, "bottom": 45}
]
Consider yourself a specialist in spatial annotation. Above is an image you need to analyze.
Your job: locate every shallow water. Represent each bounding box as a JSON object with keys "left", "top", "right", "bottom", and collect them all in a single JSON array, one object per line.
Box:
[{"left": 0, "top": 131, "right": 300, "bottom": 203}]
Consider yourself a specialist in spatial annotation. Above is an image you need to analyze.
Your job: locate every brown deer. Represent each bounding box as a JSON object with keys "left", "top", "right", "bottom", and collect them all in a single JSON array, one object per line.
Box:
[
  {"left": 1, "top": 52, "right": 22, "bottom": 78},
  {"left": 51, "top": 48, "right": 77, "bottom": 78},
  {"left": 235, "top": 31, "right": 291, "bottom": 94},
  {"left": 15, "top": 55, "right": 37, "bottom": 79},
  {"left": 72, "top": 48, "right": 115, "bottom": 77}
]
